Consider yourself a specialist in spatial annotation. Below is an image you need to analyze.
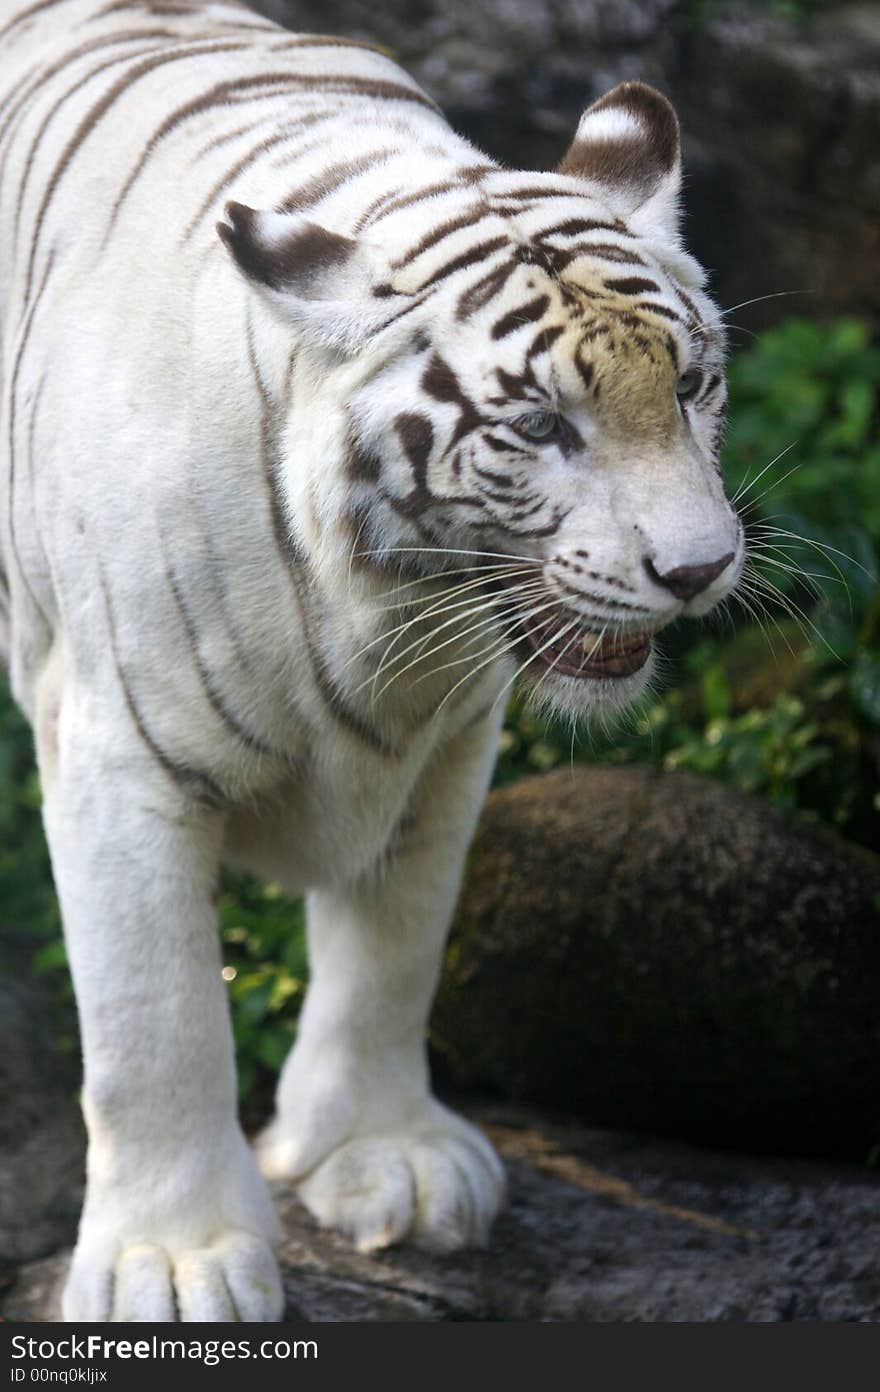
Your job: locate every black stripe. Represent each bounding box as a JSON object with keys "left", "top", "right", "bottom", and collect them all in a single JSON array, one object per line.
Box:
[
  {"left": 362, "top": 181, "right": 458, "bottom": 228},
  {"left": 554, "top": 576, "right": 643, "bottom": 612},
  {"left": 0, "top": 63, "right": 43, "bottom": 131},
  {"left": 569, "top": 242, "right": 647, "bottom": 266},
  {"left": 474, "top": 464, "right": 516, "bottom": 488},
  {"left": 109, "top": 69, "right": 418, "bottom": 235},
  {"left": 0, "top": 0, "right": 71, "bottom": 41},
  {"left": 245, "top": 316, "right": 300, "bottom": 572},
  {"left": 269, "top": 35, "right": 380, "bottom": 54},
  {"left": 345, "top": 430, "right": 383, "bottom": 484},
  {"left": 96, "top": 0, "right": 250, "bottom": 15},
  {"left": 604, "top": 276, "right": 662, "bottom": 296},
  {"left": 391, "top": 207, "right": 490, "bottom": 270},
  {"left": 527, "top": 324, "right": 564, "bottom": 358},
  {"left": 12, "top": 33, "right": 175, "bottom": 240},
  {"left": 483, "top": 434, "right": 529, "bottom": 457},
  {"left": 574, "top": 351, "right": 595, "bottom": 393},
  {"left": 245, "top": 318, "right": 396, "bottom": 756},
  {"left": 98, "top": 565, "right": 225, "bottom": 807},
  {"left": 499, "top": 187, "right": 629, "bottom": 209},
  {"left": 278, "top": 149, "right": 395, "bottom": 214},
  {"left": 371, "top": 291, "right": 432, "bottom": 335},
  {"left": 414, "top": 237, "right": 509, "bottom": 294},
  {"left": 163, "top": 555, "right": 291, "bottom": 762},
  {"left": 182, "top": 121, "right": 331, "bottom": 239},
  {"left": 634, "top": 300, "right": 683, "bottom": 324},
  {"left": 24, "top": 40, "right": 249, "bottom": 300},
  {"left": 491, "top": 294, "right": 550, "bottom": 340},
  {"left": 696, "top": 370, "right": 723, "bottom": 404},
  {"left": 533, "top": 217, "right": 632, "bottom": 240},
  {"left": 506, "top": 496, "right": 548, "bottom": 522},
  {"left": 455, "top": 258, "right": 517, "bottom": 321},
  {"left": 421, "top": 354, "right": 485, "bottom": 443},
  {"left": 304, "top": 73, "right": 439, "bottom": 113},
  {"left": 6, "top": 250, "right": 56, "bottom": 631},
  {"left": 0, "top": 28, "right": 171, "bottom": 181},
  {"left": 352, "top": 184, "right": 406, "bottom": 230}
]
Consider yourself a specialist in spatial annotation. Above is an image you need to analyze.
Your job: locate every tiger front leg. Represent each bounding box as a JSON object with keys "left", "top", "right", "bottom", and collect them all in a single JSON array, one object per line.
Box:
[
  {"left": 257, "top": 707, "right": 506, "bottom": 1254},
  {"left": 38, "top": 676, "right": 282, "bottom": 1322}
]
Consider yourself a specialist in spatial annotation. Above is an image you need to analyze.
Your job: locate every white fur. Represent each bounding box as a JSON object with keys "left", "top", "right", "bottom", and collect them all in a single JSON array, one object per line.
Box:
[{"left": 0, "top": 0, "right": 744, "bottom": 1322}]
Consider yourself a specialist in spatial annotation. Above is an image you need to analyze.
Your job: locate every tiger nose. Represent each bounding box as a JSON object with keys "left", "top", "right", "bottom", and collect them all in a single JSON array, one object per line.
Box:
[{"left": 644, "top": 552, "right": 735, "bottom": 601}]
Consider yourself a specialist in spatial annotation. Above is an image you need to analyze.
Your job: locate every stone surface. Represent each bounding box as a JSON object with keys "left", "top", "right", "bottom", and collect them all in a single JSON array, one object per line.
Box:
[
  {"left": 253, "top": 0, "right": 880, "bottom": 330},
  {"left": 4, "top": 1104, "right": 879, "bottom": 1322},
  {"left": 433, "top": 766, "right": 880, "bottom": 1159},
  {"left": 0, "top": 938, "right": 84, "bottom": 1269}
]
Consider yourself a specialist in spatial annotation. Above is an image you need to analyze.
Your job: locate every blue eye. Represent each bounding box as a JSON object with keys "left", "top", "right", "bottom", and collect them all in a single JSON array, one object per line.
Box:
[
  {"left": 517, "top": 411, "right": 560, "bottom": 441},
  {"left": 676, "top": 369, "right": 703, "bottom": 402}
]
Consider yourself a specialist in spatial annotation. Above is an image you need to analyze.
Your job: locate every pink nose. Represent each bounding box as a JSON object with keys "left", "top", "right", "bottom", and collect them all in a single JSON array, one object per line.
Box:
[{"left": 645, "top": 553, "right": 734, "bottom": 601}]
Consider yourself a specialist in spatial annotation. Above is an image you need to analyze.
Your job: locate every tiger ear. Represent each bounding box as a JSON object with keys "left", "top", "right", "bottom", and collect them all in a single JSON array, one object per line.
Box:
[
  {"left": 558, "top": 82, "right": 681, "bottom": 243},
  {"left": 218, "top": 202, "right": 390, "bottom": 352}
]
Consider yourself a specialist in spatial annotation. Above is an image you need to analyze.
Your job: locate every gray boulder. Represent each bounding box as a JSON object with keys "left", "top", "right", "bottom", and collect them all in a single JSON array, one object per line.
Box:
[{"left": 432, "top": 766, "right": 880, "bottom": 1158}]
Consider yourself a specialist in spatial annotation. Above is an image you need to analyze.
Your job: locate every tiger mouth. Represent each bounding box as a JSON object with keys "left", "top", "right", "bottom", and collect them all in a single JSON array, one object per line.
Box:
[{"left": 521, "top": 617, "right": 652, "bottom": 679}]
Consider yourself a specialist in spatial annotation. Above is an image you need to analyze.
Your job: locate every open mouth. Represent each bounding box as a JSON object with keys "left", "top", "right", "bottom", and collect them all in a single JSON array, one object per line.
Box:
[{"left": 522, "top": 617, "right": 652, "bottom": 679}]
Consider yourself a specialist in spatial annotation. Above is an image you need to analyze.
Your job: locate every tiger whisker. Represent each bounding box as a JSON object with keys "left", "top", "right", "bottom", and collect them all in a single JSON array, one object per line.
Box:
[
  {"left": 730, "top": 440, "right": 800, "bottom": 507},
  {"left": 429, "top": 597, "right": 568, "bottom": 714},
  {"left": 687, "top": 291, "right": 813, "bottom": 346},
  {"left": 745, "top": 547, "right": 832, "bottom": 598},
  {"left": 359, "top": 582, "right": 549, "bottom": 701},
  {"left": 732, "top": 577, "right": 796, "bottom": 657},
  {"left": 406, "top": 591, "right": 558, "bottom": 690},
  {"left": 750, "top": 525, "right": 872, "bottom": 584},
  {"left": 365, "top": 576, "right": 547, "bottom": 680},
  {"left": 489, "top": 616, "right": 587, "bottom": 716},
  {"left": 368, "top": 564, "right": 539, "bottom": 617},
  {"left": 368, "top": 557, "right": 542, "bottom": 605},
  {"left": 342, "top": 571, "right": 542, "bottom": 673},
  {"left": 376, "top": 589, "right": 557, "bottom": 702},
  {"left": 741, "top": 564, "right": 838, "bottom": 658},
  {"left": 358, "top": 545, "right": 542, "bottom": 567}
]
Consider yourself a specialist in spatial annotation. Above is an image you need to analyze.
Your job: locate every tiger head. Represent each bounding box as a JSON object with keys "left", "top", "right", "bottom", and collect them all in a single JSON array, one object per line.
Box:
[{"left": 220, "top": 82, "right": 744, "bottom": 720}]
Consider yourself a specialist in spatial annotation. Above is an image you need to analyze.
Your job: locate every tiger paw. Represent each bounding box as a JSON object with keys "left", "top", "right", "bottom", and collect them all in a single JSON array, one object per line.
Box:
[
  {"left": 290, "top": 1109, "right": 505, "bottom": 1254},
  {"left": 62, "top": 1230, "right": 283, "bottom": 1321}
]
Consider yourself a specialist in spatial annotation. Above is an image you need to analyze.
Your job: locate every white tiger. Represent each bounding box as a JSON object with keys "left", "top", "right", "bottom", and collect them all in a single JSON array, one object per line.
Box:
[{"left": 0, "top": 0, "right": 744, "bottom": 1322}]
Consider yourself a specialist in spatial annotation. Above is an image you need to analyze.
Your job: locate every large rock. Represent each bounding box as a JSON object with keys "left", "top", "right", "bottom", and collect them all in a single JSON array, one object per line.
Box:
[
  {"left": 4, "top": 1105, "right": 880, "bottom": 1322},
  {"left": 432, "top": 767, "right": 880, "bottom": 1158}
]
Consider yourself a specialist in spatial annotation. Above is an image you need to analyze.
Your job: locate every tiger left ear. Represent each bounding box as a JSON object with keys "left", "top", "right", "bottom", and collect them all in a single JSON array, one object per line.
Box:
[
  {"left": 559, "top": 82, "right": 682, "bottom": 242},
  {"left": 218, "top": 202, "right": 392, "bottom": 353},
  {"left": 218, "top": 202, "right": 362, "bottom": 298}
]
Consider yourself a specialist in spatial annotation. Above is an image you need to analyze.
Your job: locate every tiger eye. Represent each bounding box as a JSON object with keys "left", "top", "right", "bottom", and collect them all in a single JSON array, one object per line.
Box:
[
  {"left": 676, "top": 369, "right": 703, "bottom": 402},
  {"left": 519, "top": 412, "right": 559, "bottom": 440}
]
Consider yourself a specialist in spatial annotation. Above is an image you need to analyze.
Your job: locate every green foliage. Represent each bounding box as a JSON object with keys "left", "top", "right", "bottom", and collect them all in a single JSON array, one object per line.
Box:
[
  {"left": 217, "top": 874, "right": 307, "bottom": 1109},
  {"left": 2, "top": 315, "right": 878, "bottom": 1122},
  {"left": 0, "top": 682, "right": 58, "bottom": 949},
  {"left": 684, "top": 0, "right": 848, "bottom": 29}
]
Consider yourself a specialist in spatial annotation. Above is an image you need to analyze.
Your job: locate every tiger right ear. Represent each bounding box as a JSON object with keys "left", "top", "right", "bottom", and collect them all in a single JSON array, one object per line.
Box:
[{"left": 558, "top": 82, "right": 682, "bottom": 243}]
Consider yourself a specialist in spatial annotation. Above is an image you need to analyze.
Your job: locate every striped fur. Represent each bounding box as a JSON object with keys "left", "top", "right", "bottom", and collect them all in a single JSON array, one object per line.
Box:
[{"left": 1, "top": 0, "right": 744, "bottom": 1322}]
